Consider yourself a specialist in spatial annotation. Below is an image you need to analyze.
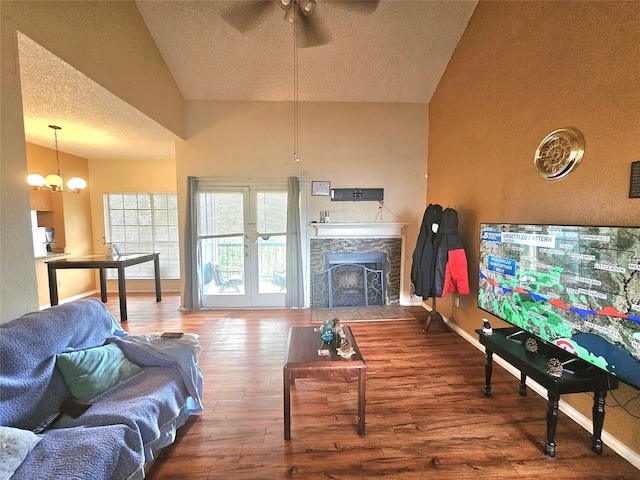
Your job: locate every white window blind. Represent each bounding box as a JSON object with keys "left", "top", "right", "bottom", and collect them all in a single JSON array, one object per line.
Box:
[{"left": 103, "top": 193, "right": 180, "bottom": 279}]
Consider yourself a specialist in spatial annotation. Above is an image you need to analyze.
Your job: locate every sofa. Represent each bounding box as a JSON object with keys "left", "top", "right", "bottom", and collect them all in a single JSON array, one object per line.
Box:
[{"left": 0, "top": 298, "right": 203, "bottom": 479}]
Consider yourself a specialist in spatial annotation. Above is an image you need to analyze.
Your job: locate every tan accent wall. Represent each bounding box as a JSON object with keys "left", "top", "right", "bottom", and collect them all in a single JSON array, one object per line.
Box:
[
  {"left": 26, "top": 143, "right": 94, "bottom": 307},
  {"left": 88, "top": 157, "right": 179, "bottom": 293},
  {"left": 429, "top": 0, "right": 640, "bottom": 459}
]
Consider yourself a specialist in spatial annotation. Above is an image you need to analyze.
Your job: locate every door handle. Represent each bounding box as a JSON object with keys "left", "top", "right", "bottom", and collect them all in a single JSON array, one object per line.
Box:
[{"left": 247, "top": 229, "right": 260, "bottom": 243}]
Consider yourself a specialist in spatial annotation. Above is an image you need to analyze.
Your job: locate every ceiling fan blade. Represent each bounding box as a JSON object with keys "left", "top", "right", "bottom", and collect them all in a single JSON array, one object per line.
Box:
[
  {"left": 220, "top": 1, "right": 274, "bottom": 33},
  {"left": 332, "top": 0, "right": 380, "bottom": 15},
  {"left": 297, "top": 13, "right": 332, "bottom": 48}
]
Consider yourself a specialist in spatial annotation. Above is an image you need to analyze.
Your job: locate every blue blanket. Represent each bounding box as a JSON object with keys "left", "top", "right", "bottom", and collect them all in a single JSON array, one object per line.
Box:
[
  {"left": 112, "top": 333, "right": 204, "bottom": 415},
  {"left": 53, "top": 366, "right": 194, "bottom": 464},
  {"left": 13, "top": 423, "right": 145, "bottom": 480},
  {"left": 0, "top": 298, "right": 125, "bottom": 430},
  {"left": 1, "top": 298, "right": 204, "bottom": 480}
]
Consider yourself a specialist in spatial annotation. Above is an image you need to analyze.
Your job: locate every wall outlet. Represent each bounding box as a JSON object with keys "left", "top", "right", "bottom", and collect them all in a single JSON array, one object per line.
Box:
[{"left": 454, "top": 297, "right": 460, "bottom": 308}]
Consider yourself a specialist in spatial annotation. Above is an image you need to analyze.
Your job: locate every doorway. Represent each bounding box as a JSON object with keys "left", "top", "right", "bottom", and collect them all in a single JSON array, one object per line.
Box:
[{"left": 198, "top": 183, "right": 287, "bottom": 308}]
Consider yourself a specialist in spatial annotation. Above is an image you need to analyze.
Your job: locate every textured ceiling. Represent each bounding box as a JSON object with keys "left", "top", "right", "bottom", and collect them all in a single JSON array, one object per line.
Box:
[
  {"left": 19, "top": 0, "right": 478, "bottom": 161},
  {"left": 18, "top": 33, "right": 180, "bottom": 161}
]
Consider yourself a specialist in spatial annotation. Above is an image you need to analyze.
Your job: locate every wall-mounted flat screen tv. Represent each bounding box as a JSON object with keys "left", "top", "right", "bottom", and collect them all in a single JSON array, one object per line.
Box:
[{"left": 478, "top": 223, "right": 640, "bottom": 389}]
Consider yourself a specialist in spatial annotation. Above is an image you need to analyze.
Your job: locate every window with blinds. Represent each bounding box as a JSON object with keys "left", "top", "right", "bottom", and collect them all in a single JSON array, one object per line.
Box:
[{"left": 103, "top": 193, "right": 180, "bottom": 279}]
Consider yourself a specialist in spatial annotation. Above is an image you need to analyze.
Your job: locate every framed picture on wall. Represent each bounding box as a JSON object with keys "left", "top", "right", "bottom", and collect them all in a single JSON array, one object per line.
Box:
[{"left": 312, "top": 181, "right": 331, "bottom": 196}]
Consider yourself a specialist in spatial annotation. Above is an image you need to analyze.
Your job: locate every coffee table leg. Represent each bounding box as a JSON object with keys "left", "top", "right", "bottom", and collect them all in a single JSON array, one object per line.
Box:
[
  {"left": 358, "top": 366, "right": 366, "bottom": 436},
  {"left": 284, "top": 367, "right": 291, "bottom": 440}
]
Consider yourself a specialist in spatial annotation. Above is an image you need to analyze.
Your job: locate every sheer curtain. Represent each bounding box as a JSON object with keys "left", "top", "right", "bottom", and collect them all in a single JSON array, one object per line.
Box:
[
  {"left": 183, "top": 176, "right": 200, "bottom": 311},
  {"left": 286, "top": 176, "right": 305, "bottom": 308}
]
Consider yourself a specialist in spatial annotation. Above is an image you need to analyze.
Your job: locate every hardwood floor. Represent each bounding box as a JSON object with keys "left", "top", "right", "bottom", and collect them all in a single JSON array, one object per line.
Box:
[{"left": 101, "top": 293, "right": 638, "bottom": 479}]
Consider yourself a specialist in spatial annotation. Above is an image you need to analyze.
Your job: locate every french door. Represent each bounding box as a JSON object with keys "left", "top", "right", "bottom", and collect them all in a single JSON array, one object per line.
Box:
[{"left": 198, "top": 183, "right": 287, "bottom": 308}]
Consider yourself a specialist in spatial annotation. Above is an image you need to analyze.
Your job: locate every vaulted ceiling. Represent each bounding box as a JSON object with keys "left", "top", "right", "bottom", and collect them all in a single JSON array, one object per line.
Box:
[{"left": 18, "top": 0, "right": 477, "bottom": 160}]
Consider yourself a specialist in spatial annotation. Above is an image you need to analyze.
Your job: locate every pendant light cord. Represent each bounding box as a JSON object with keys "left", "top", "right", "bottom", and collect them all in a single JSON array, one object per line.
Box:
[
  {"left": 293, "top": 4, "right": 299, "bottom": 162},
  {"left": 54, "top": 127, "right": 61, "bottom": 175}
]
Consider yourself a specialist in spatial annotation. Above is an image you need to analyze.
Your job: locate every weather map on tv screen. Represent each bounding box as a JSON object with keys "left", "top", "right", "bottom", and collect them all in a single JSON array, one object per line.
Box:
[{"left": 478, "top": 223, "right": 640, "bottom": 389}]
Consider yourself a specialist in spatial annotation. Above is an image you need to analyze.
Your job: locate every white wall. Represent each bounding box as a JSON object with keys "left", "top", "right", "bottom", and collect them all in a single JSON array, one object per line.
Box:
[
  {"left": 176, "top": 100, "right": 429, "bottom": 307},
  {"left": 1, "top": 23, "right": 40, "bottom": 322}
]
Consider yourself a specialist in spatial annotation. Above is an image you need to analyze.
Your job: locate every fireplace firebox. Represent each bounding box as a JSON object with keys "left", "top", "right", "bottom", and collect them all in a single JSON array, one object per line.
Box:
[
  {"left": 310, "top": 237, "right": 403, "bottom": 309},
  {"left": 312, "top": 252, "right": 386, "bottom": 309}
]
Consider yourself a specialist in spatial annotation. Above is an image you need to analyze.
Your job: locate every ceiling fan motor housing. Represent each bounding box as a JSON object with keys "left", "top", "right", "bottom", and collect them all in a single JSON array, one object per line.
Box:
[
  {"left": 279, "top": 0, "right": 316, "bottom": 17},
  {"left": 301, "top": 1, "right": 316, "bottom": 16}
]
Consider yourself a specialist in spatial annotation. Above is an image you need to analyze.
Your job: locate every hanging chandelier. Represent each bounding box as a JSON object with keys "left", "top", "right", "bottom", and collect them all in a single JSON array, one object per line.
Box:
[{"left": 26, "top": 125, "right": 87, "bottom": 194}]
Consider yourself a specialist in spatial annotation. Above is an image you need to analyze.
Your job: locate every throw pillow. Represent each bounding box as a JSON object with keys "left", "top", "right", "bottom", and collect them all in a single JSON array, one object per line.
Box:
[
  {"left": 0, "top": 426, "right": 42, "bottom": 480},
  {"left": 56, "top": 343, "right": 143, "bottom": 402}
]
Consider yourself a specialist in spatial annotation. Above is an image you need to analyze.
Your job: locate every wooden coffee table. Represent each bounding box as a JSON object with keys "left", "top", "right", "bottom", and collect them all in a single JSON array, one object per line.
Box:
[{"left": 283, "top": 326, "right": 366, "bottom": 440}]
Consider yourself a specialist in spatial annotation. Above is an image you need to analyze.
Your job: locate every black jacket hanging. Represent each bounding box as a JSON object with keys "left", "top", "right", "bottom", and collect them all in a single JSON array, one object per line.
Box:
[
  {"left": 411, "top": 204, "right": 470, "bottom": 299},
  {"left": 411, "top": 204, "right": 442, "bottom": 298}
]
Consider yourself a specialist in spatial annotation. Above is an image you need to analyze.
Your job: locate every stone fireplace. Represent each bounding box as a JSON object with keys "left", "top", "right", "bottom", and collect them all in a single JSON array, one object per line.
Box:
[
  {"left": 310, "top": 230, "right": 404, "bottom": 309},
  {"left": 314, "top": 251, "right": 387, "bottom": 308}
]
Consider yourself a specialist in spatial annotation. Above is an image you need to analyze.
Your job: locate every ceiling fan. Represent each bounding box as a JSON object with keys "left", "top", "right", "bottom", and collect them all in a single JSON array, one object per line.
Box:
[{"left": 220, "top": 0, "right": 380, "bottom": 48}]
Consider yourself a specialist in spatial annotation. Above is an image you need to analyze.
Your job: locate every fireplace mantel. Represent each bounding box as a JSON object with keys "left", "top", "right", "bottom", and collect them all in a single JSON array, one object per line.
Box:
[{"left": 311, "top": 222, "right": 407, "bottom": 238}]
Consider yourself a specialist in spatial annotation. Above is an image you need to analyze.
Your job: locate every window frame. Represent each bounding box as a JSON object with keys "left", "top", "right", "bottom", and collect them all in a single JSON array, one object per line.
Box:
[{"left": 103, "top": 192, "right": 180, "bottom": 279}]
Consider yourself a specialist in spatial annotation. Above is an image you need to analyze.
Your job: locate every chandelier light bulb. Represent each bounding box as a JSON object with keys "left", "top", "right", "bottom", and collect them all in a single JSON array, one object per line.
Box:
[
  {"left": 67, "top": 177, "right": 87, "bottom": 191},
  {"left": 45, "top": 173, "right": 63, "bottom": 190},
  {"left": 27, "top": 174, "right": 46, "bottom": 188}
]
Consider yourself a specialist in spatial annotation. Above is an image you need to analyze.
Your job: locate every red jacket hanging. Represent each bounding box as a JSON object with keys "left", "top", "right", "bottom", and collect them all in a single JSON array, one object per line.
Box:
[
  {"left": 434, "top": 208, "right": 469, "bottom": 297},
  {"left": 411, "top": 205, "right": 469, "bottom": 298}
]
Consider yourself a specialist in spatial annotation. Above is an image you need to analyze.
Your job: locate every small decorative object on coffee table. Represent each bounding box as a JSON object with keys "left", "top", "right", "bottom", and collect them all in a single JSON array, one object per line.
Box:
[
  {"left": 337, "top": 335, "right": 356, "bottom": 358},
  {"left": 319, "top": 319, "right": 335, "bottom": 343},
  {"left": 333, "top": 318, "right": 346, "bottom": 340}
]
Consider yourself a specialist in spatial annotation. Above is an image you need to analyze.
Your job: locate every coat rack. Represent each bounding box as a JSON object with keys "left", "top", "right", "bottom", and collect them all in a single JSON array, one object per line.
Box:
[
  {"left": 410, "top": 203, "right": 469, "bottom": 334},
  {"left": 422, "top": 296, "right": 450, "bottom": 333}
]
